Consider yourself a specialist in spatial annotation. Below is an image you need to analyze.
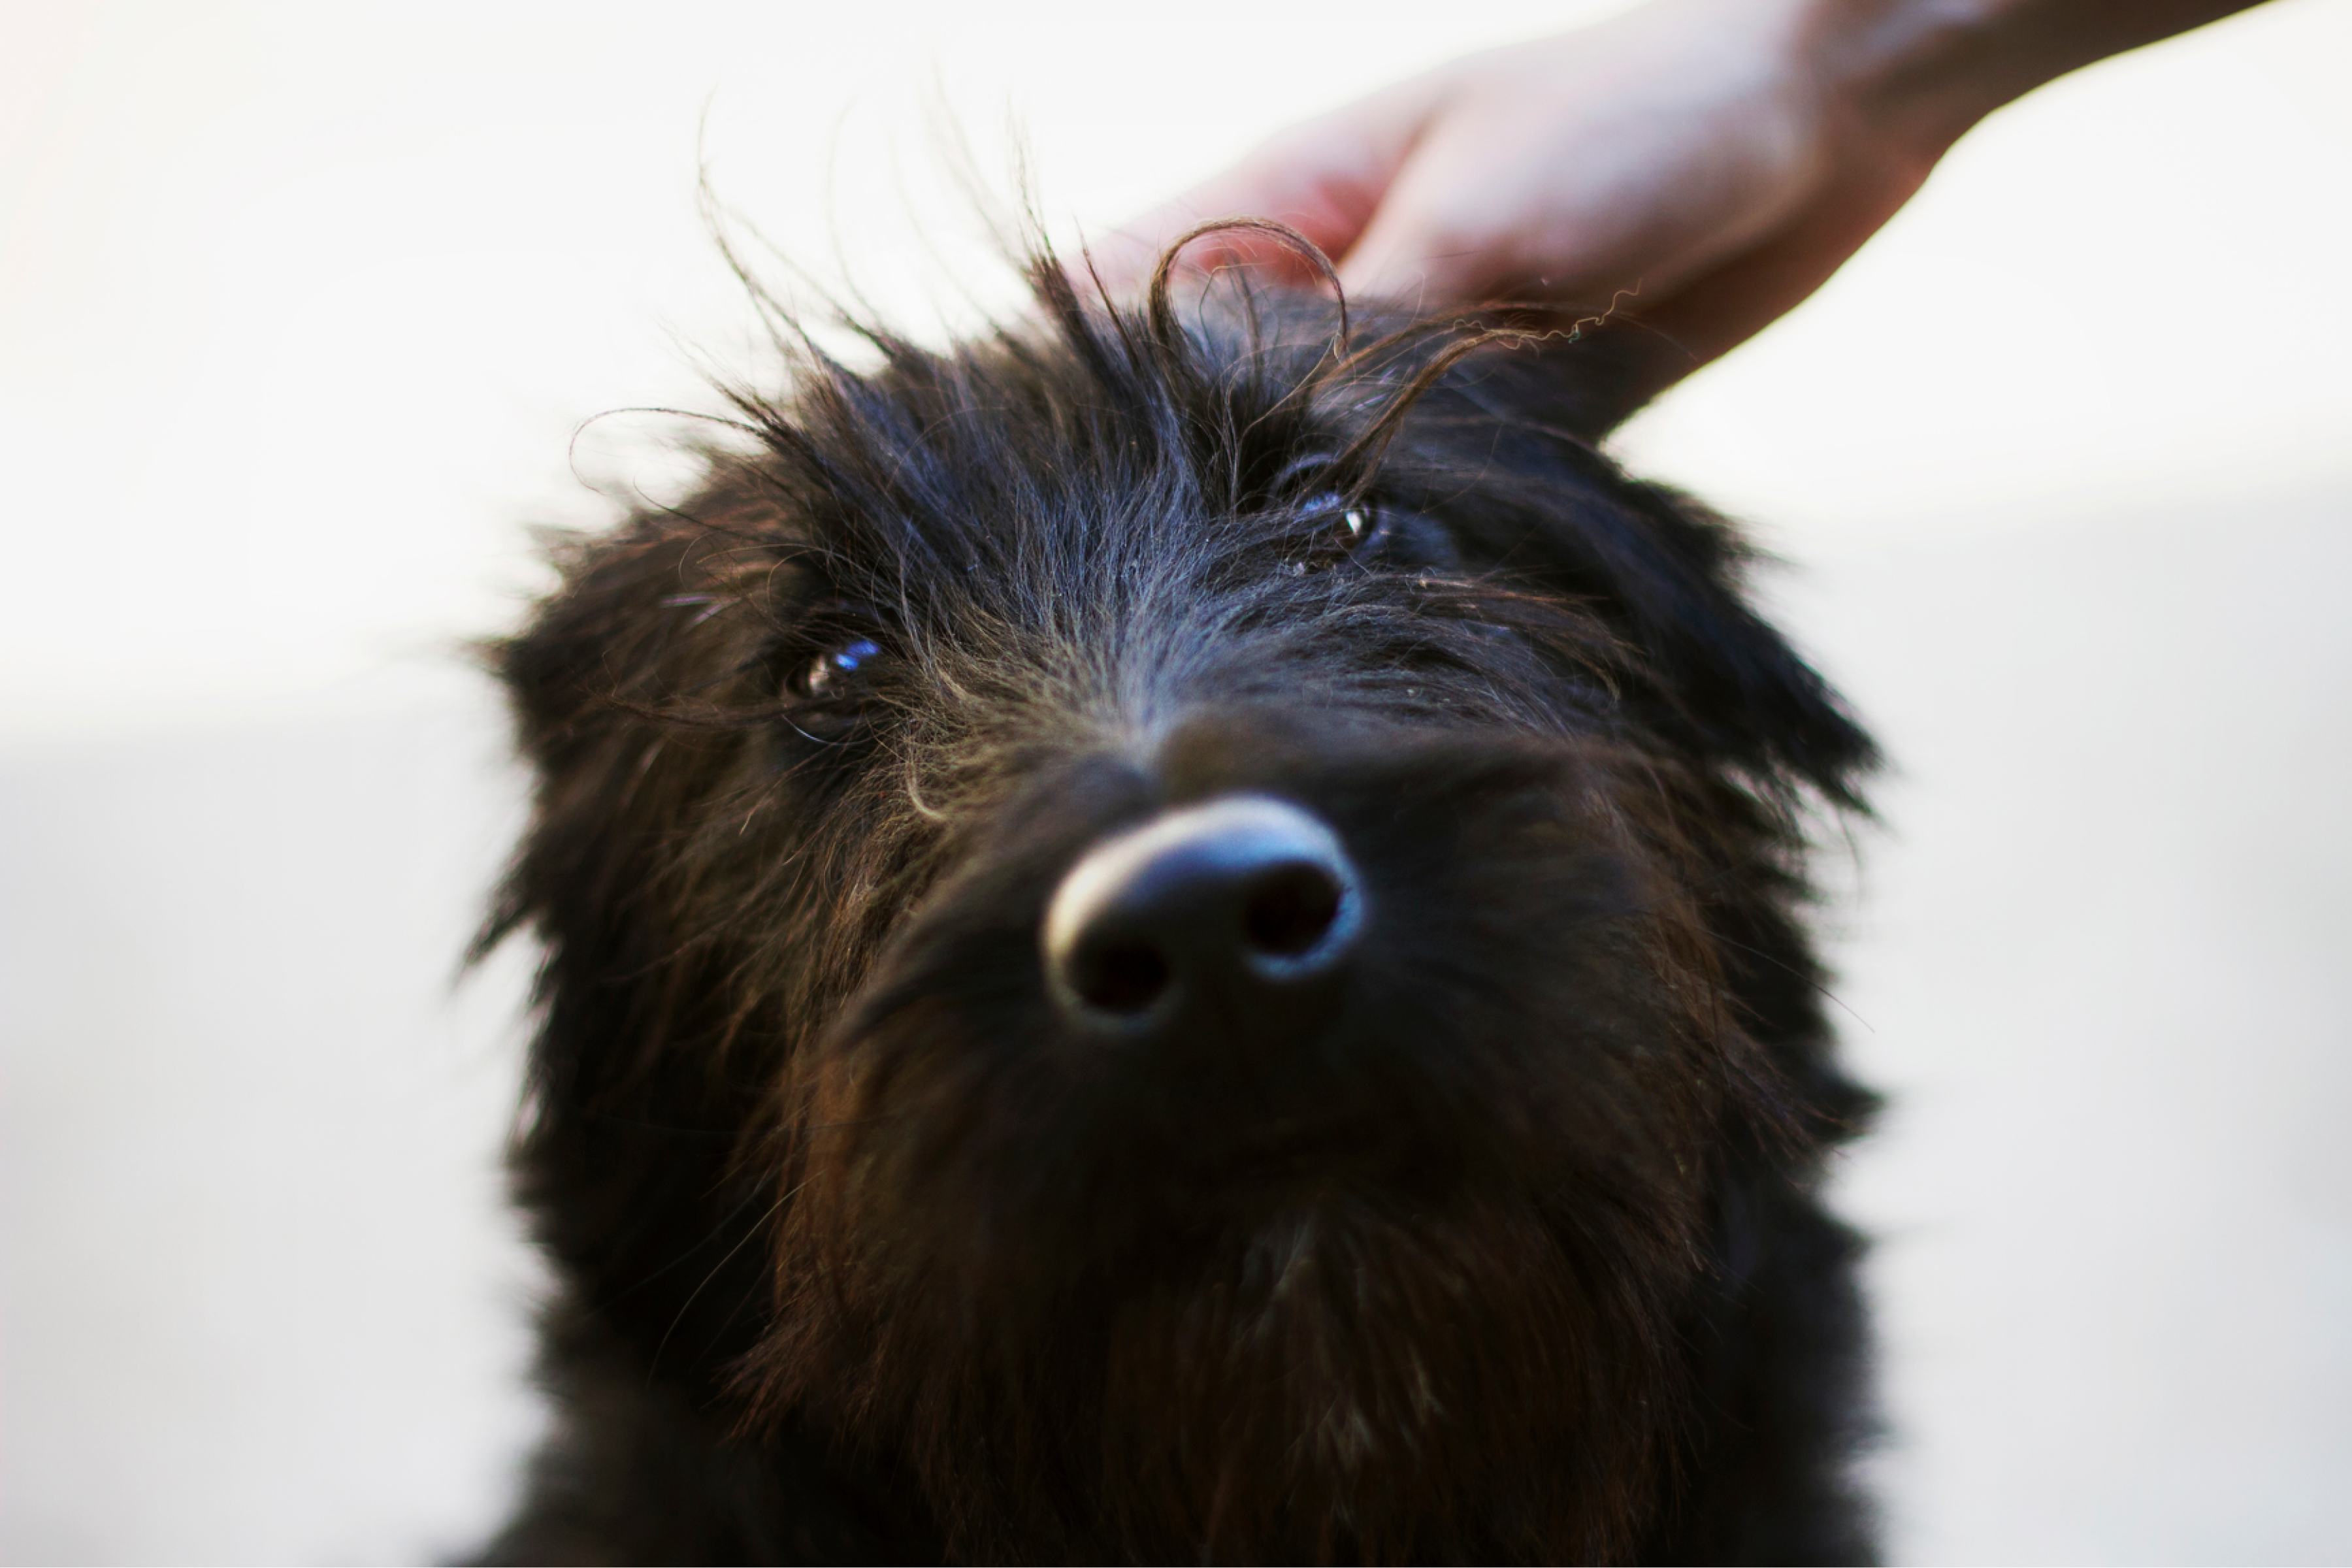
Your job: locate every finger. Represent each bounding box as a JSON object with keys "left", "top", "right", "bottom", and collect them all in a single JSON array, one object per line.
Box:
[
  {"left": 1328, "top": 108, "right": 1659, "bottom": 308},
  {"left": 1094, "top": 77, "right": 1450, "bottom": 294},
  {"left": 1092, "top": 180, "right": 1305, "bottom": 289},
  {"left": 1096, "top": 165, "right": 1364, "bottom": 294},
  {"left": 1335, "top": 119, "right": 1793, "bottom": 315},
  {"left": 1331, "top": 186, "right": 1510, "bottom": 310}
]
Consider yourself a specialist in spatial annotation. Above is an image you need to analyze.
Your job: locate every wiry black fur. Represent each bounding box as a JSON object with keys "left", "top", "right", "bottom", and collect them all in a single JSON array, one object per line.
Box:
[{"left": 476, "top": 238, "right": 1879, "bottom": 1565}]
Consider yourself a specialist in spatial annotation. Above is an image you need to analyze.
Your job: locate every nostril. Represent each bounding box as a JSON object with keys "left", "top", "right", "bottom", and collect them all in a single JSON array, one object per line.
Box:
[
  {"left": 1241, "top": 863, "right": 1343, "bottom": 958},
  {"left": 1071, "top": 939, "right": 1171, "bottom": 1014},
  {"left": 1044, "top": 794, "right": 1365, "bottom": 1033}
]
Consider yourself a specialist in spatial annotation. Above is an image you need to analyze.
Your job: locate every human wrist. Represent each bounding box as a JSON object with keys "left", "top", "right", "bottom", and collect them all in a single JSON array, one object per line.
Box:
[
  {"left": 1795, "top": 0, "right": 2044, "bottom": 161},
  {"left": 1796, "top": 0, "right": 2264, "bottom": 157}
]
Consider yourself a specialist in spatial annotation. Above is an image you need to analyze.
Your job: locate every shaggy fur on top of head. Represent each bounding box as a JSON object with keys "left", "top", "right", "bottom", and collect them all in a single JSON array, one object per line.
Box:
[{"left": 476, "top": 229, "right": 1879, "bottom": 1565}]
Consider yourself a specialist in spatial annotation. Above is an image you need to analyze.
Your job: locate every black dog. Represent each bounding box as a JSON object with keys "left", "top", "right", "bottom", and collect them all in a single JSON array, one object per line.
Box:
[{"left": 477, "top": 232, "right": 1879, "bottom": 1564}]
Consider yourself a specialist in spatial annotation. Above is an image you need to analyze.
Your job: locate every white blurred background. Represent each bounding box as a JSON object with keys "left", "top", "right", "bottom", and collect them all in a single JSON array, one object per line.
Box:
[{"left": 1, "top": 1, "right": 2346, "bottom": 1561}]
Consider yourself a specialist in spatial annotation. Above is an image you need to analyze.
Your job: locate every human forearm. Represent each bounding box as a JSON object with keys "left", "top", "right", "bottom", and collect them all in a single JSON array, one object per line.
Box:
[
  {"left": 1809, "top": 0, "right": 2270, "bottom": 154},
  {"left": 1109, "top": 0, "right": 2275, "bottom": 387}
]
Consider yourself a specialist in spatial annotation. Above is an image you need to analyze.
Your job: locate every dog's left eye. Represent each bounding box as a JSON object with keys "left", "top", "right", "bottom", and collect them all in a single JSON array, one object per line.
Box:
[
  {"left": 1304, "top": 491, "right": 1373, "bottom": 546},
  {"left": 1294, "top": 489, "right": 1388, "bottom": 571}
]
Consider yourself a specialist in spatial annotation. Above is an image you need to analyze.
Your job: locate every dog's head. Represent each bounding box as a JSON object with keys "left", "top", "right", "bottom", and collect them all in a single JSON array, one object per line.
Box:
[{"left": 490, "top": 244, "right": 1871, "bottom": 1561}]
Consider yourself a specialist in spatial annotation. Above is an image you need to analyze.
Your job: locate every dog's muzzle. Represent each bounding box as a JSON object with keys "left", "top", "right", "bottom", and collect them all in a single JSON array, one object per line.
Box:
[{"left": 1042, "top": 794, "right": 1363, "bottom": 1048}]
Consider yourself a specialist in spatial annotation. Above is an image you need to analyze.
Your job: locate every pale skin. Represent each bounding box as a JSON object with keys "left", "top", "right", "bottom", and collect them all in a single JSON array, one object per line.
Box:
[{"left": 1107, "top": 0, "right": 2264, "bottom": 389}]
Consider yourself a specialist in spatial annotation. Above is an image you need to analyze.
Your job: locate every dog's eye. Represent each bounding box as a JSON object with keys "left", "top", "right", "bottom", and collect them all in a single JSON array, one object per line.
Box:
[
  {"left": 796, "top": 636, "right": 882, "bottom": 702},
  {"left": 781, "top": 632, "right": 890, "bottom": 740},
  {"left": 1293, "top": 489, "right": 1386, "bottom": 571},
  {"left": 1305, "top": 491, "right": 1372, "bottom": 545}
]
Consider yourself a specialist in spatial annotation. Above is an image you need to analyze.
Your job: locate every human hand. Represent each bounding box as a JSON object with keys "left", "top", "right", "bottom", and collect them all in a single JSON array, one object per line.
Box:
[{"left": 1103, "top": 0, "right": 2252, "bottom": 387}]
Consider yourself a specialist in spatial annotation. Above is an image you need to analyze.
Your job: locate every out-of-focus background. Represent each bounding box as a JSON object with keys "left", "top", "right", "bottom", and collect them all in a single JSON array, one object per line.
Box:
[{"left": 2, "top": 1, "right": 2346, "bottom": 1561}]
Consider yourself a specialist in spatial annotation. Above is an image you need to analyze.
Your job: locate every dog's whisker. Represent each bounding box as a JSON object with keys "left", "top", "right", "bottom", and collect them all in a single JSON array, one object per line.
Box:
[{"left": 645, "top": 1186, "right": 797, "bottom": 1385}]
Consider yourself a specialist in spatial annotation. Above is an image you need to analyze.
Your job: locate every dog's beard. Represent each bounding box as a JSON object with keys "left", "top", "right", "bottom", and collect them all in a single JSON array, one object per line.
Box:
[
  {"left": 756, "top": 1183, "right": 1684, "bottom": 1563},
  {"left": 752, "top": 1041, "right": 1701, "bottom": 1564},
  {"left": 1090, "top": 1193, "right": 1686, "bottom": 1564}
]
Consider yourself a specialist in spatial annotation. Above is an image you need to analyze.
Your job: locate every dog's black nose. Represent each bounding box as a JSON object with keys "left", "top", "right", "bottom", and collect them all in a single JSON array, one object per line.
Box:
[{"left": 1044, "top": 795, "right": 1363, "bottom": 1042}]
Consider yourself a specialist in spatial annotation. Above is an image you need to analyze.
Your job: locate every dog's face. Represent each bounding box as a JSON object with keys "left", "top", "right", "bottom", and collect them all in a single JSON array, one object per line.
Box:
[{"left": 495, "top": 267, "right": 1869, "bottom": 1561}]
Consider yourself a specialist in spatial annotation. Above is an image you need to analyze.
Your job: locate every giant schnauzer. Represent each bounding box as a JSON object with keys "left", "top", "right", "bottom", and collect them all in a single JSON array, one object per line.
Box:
[{"left": 476, "top": 227, "right": 1879, "bottom": 1564}]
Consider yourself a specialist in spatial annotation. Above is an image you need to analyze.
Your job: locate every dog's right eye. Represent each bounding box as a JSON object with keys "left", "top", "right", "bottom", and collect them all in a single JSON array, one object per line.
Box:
[{"left": 795, "top": 636, "right": 881, "bottom": 701}]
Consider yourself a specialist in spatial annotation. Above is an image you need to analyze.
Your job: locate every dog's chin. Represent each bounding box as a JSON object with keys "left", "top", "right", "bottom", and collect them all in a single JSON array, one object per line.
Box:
[
  {"left": 1089, "top": 1193, "right": 1676, "bottom": 1562},
  {"left": 754, "top": 1179, "right": 1682, "bottom": 1563}
]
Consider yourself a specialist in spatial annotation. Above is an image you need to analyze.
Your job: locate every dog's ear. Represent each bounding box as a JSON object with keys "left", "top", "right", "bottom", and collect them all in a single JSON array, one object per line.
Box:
[
  {"left": 1501, "top": 314, "right": 1691, "bottom": 444},
  {"left": 1428, "top": 335, "right": 1876, "bottom": 808},
  {"left": 479, "top": 502, "right": 798, "bottom": 1388},
  {"left": 476, "top": 491, "right": 772, "bottom": 1069},
  {"left": 1575, "top": 468, "right": 1876, "bottom": 809}
]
